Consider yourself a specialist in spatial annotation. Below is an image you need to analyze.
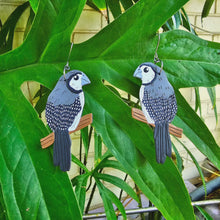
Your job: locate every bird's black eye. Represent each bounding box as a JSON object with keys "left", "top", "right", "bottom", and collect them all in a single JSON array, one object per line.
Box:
[
  {"left": 74, "top": 75, "right": 79, "bottom": 80},
  {"left": 144, "top": 67, "right": 149, "bottom": 73}
]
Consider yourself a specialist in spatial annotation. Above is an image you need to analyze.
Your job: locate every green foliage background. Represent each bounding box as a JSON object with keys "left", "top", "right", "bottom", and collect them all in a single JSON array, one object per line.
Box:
[{"left": 0, "top": 0, "right": 219, "bottom": 219}]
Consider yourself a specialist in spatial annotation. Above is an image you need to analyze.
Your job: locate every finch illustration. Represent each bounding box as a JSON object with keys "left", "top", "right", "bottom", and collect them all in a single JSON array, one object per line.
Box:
[
  {"left": 134, "top": 62, "right": 177, "bottom": 163},
  {"left": 46, "top": 70, "right": 90, "bottom": 171}
]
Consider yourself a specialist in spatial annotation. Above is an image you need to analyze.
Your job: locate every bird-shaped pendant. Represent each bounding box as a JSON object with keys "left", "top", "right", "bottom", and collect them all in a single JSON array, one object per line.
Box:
[
  {"left": 133, "top": 62, "right": 177, "bottom": 163},
  {"left": 45, "top": 70, "right": 90, "bottom": 171}
]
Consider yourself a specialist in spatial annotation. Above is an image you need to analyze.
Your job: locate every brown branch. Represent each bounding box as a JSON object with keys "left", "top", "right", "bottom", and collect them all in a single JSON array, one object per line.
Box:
[
  {"left": 40, "top": 113, "right": 93, "bottom": 149},
  {"left": 132, "top": 108, "right": 183, "bottom": 138}
]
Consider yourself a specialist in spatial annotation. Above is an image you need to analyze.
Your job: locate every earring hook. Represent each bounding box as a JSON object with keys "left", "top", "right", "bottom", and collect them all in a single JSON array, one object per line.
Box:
[
  {"left": 63, "top": 42, "right": 74, "bottom": 80},
  {"left": 154, "top": 33, "right": 163, "bottom": 74}
]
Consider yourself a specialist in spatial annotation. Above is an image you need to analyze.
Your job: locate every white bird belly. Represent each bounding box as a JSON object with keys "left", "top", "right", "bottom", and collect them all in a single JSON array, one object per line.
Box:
[
  {"left": 140, "top": 86, "right": 155, "bottom": 124},
  {"left": 68, "top": 93, "right": 85, "bottom": 131}
]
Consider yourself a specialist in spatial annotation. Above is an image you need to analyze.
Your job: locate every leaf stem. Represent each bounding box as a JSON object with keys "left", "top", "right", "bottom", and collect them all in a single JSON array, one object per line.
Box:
[
  {"left": 80, "top": 134, "right": 83, "bottom": 175},
  {"left": 27, "top": 82, "right": 33, "bottom": 106},
  {"left": 82, "top": 126, "right": 93, "bottom": 174},
  {"left": 119, "top": 173, "right": 128, "bottom": 201},
  {"left": 85, "top": 181, "right": 97, "bottom": 214},
  {"left": 85, "top": 168, "right": 103, "bottom": 214}
]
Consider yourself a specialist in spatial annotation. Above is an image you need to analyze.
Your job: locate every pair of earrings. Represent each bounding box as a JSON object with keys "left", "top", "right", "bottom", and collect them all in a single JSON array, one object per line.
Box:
[{"left": 43, "top": 37, "right": 178, "bottom": 172}]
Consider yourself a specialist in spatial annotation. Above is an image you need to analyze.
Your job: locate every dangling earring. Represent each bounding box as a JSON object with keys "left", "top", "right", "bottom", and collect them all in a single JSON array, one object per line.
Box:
[
  {"left": 40, "top": 43, "right": 92, "bottom": 172},
  {"left": 132, "top": 33, "right": 182, "bottom": 164}
]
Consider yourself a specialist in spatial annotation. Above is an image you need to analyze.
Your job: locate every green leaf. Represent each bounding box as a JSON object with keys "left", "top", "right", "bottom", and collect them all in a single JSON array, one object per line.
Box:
[
  {"left": 0, "top": 90, "right": 81, "bottom": 219},
  {"left": 95, "top": 178, "right": 117, "bottom": 220},
  {"left": 95, "top": 173, "right": 139, "bottom": 202},
  {"left": 34, "top": 90, "right": 50, "bottom": 115},
  {"left": 196, "top": 206, "right": 213, "bottom": 220},
  {"left": 120, "top": 0, "right": 133, "bottom": 10},
  {"left": 92, "top": 0, "right": 106, "bottom": 10},
  {"left": 94, "top": 131, "right": 103, "bottom": 163},
  {"left": 0, "top": 2, "right": 29, "bottom": 54},
  {"left": 181, "top": 7, "right": 196, "bottom": 34},
  {"left": 175, "top": 137, "right": 207, "bottom": 197},
  {"left": 173, "top": 90, "right": 220, "bottom": 169},
  {"left": 33, "top": 86, "right": 50, "bottom": 99},
  {"left": 106, "top": 0, "right": 121, "bottom": 19},
  {"left": 159, "top": 30, "right": 220, "bottom": 88},
  {"left": 23, "top": 7, "right": 35, "bottom": 40},
  {"left": 88, "top": 102, "right": 194, "bottom": 219},
  {"left": 207, "top": 87, "right": 218, "bottom": 124},
  {"left": 0, "top": 185, "right": 7, "bottom": 220},
  {"left": 201, "top": 0, "right": 215, "bottom": 19},
  {"left": 194, "top": 87, "right": 203, "bottom": 119},
  {"left": 72, "top": 173, "right": 90, "bottom": 213},
  {"left": 101, "top": 184, "right": 127, "bottom": 219},
  {"left": 105, "top": 84, "right": 121, "bottom": 98},
  {"left": 172, "top": 143, "right": 183, "bottom": 174},
  {"left": 86, "top": 0, "right": 100, "bottom": 11},
  {"left": 0, "top": 0, "right": 86, "bottom": 219},
  {"left": 71, "top": 154, "right": 90, "bottom": 173},
  {"left": 95, "top": 159, "right": 125, "bottom": 172},
  {"left": 100, "top": 149, "right": 113, "bottom": 160},
  {"left": 164, "top": 11, "right": 182, "bottom": 30},
  {"left": 81, "top": 127, "right": 89, "bottom": 157},
  {"left": 29, "top": 0, "right": 39, "bottom": 13},
  {"left": 174, "top": 10, "right": 182, "bottom": 28}
]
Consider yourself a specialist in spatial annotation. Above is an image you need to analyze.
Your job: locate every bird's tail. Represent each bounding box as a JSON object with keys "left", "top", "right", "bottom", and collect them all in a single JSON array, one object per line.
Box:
[
  {"left": 53, "top": 129, "right": 71, "bottom": 171},
  {"left": 154, "top": 121, "right": 172, "bottom": 163}
]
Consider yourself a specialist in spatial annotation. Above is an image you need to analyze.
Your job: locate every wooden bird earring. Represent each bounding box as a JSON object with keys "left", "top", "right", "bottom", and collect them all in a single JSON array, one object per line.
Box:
[
  {"left": 41, "top": 43, "right": 92, "bottom": 171},
  {"left": 132, "top": 34, "right": 181, "bottom": 164}
]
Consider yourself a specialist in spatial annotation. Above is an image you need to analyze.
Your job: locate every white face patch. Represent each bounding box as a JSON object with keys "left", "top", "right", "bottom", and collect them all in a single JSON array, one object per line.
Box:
[
  {"left": 140, "top": 66, "right": 155, "bottom": 84},
  {"left": 69, "top": 74, "right": 82, "bottom": 90}
]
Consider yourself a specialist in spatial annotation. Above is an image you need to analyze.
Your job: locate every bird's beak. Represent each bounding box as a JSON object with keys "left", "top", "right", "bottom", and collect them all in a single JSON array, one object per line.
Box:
[
  {"left": 133, "top": 67, "right": 142, "bottom": 79},
  {"left": 82, "top": 73, "right": 91, "bottom": 86}
]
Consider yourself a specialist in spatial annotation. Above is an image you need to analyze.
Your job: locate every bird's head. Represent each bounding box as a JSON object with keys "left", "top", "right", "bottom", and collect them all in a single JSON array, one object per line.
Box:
[
  {"left": 133, "top": 62, "right": 161, "bottom": 85},
  {"left": 65, "top": 70, "right": 91, "bottom": 93}
]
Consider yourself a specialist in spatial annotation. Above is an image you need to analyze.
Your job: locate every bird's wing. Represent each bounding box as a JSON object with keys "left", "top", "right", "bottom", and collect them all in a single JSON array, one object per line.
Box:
[
  {"left": 46, "top": 96, "right": 82, "bottom": 131},
  {"left": 142, "top": 91, "right": 177, "bottom": 123}
]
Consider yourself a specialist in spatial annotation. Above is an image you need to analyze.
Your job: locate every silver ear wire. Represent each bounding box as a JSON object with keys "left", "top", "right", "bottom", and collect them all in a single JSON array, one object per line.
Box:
[
  {"left": 63, "top": 42, "right": 74, "bottom": 80},
  {"left": 154, "top": 33, "right": 163, "bottom": 74},
  {"left": 63, "top": 63, "right": 70, "bottom": 80}
]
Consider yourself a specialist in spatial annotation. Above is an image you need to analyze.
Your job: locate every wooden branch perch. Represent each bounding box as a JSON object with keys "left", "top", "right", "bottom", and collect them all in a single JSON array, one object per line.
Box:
[
  {"left": 132, "top": 108, "right": 183, "bottom": 138},
  {"left": 40, "top": 113, "right": 93, "bottom": 149}
]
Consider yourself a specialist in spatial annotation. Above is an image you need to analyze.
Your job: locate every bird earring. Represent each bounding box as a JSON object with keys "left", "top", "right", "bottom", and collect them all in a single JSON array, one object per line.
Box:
[
  {"left": 41, "top": 43, "right": 91, "bottom": 172},
  {"left": 133, "top": 34, "right": 178, "bottom": 164}
]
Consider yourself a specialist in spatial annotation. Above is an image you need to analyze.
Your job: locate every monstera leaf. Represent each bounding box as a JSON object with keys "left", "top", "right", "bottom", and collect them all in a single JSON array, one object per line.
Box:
[{"left": 0, "top": 0, "right": 220, "bottom": 219}]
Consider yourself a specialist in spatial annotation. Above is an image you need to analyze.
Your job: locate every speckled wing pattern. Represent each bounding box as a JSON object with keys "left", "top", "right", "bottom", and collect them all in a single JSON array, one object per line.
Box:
[
  {"left": 46, "top": 96, "right": 82, "bottom": 131},
  {"left": 142, "top": 91, "right": 177, "bottom": 123}
]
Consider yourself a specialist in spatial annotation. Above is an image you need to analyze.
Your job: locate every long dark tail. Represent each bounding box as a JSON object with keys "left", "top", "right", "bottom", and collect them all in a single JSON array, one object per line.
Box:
[
  {"left": 154, "top": 121, "right": 172, "bottom": 163},
  {"left": 53, "top": 129, "right": 71, "bottom": 171}
]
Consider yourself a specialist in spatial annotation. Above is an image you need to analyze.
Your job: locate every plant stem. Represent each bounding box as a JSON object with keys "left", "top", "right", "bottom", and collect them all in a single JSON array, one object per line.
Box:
[
  {"left": 105, "top": 2, "right": 110, "bottom": 24},
  {"left": 128, "top": 93, "right": 131, "bottom": 101},
  {"left": 80, "top": 134, "right": 83, "bottom": 175},
  {"left": 38, "top": 84, "right": 43, "bottom": 118},
  {"left": 27, "top": 82, "right": 33, "bottom": 106},
  {"left": 82, "top": 126, "right": 93, "bottom": 174},
  {"left": 85, "top": 181, "right": 97, "bottom": 214},
  {"left": 119, "top": 173, "right": 128, "bottom": 201},
  {"left": 86, "top": 176, "right": 93, "bottom": 192},
  {"left": 85, "top": 168, "right": 103, "bottom": 214}
]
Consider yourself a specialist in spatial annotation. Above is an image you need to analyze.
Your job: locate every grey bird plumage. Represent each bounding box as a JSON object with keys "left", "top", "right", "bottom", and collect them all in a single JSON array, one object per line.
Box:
[
  {"left": 133, "top": 62, "right": 177, "bottom": 163},
  {"left": 46, "top": 70, "right": 90, "bottom": 171}
]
